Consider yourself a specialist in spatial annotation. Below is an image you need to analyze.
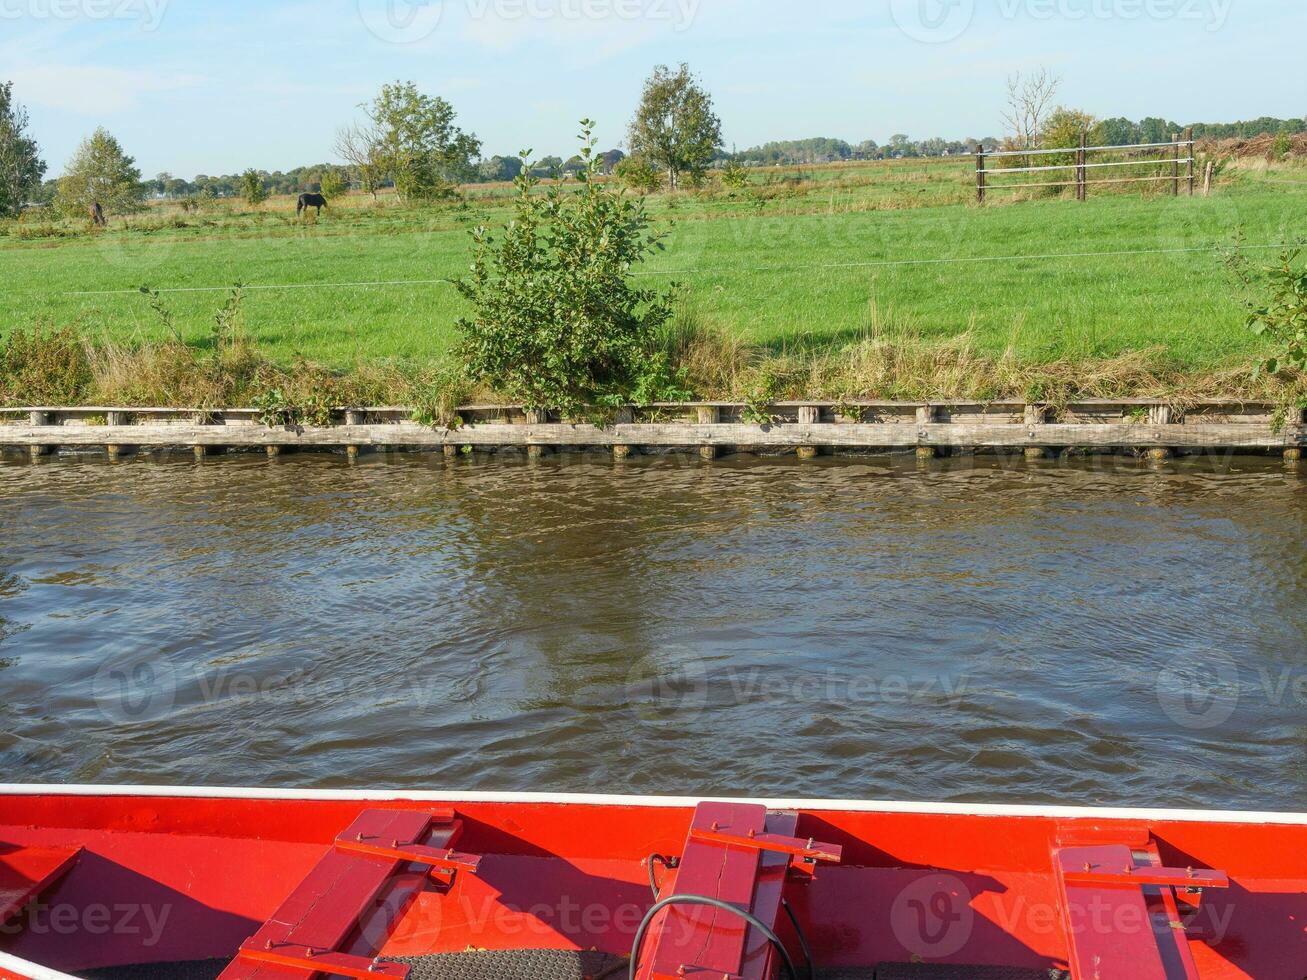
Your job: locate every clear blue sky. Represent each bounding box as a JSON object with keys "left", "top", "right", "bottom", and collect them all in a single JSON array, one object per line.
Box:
[{"left": 5, "top": 0, "right": 1304, "bottom": 178}]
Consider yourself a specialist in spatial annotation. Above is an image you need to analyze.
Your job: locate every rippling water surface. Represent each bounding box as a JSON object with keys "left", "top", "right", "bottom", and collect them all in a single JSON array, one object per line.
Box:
[{"left": 2, "top": 450, "right": 1306, "bottom": 809}]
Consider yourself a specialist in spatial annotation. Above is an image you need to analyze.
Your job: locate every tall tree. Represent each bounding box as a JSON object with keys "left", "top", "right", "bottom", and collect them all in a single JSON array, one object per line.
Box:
[
  {"left": 627, "top": 63, "right": 723, "bottom": 190},
  {"left": 0, "top": 81, "right": 46, "bottom": 218},
  {"left": 56, "top": 128, "right": 144, "bottom": 217},
  {"left": 1002, "top": 68, "right": 1060, "bottom": 150},
  {"left": 334, "top": 121, "right": 388, "bottom": 199},
  {"left": 357, "top": 81, "right": 481, "bottom": 202}
]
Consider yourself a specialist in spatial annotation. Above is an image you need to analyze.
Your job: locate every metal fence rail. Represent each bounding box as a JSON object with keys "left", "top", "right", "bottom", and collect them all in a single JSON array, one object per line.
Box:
[{"left": 976, "top": 129, "right": 1196, "bottom": 203}]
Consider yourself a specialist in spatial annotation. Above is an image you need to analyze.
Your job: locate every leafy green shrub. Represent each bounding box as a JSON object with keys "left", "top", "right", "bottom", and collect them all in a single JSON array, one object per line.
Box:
[
  {"left": 720, "top": 159, "right": 750, "bottom": 190},
  {"left": 319, "top": 168, "right": 346, "bottom": 199},
  {"left": 614, "top": 156, "right": 663, "bottom": 194},
  {"left": 240, "top": 169, "right": 268, "bottom": 206},
  {"left": 1245, "top": 250, "right": 1307, "bottom": 376},
  {"left": 0, "top": 325, "right": 94, "bottom": 404},
  {"left": 455, "top": 120, "right": 679, "bottom": 414}
]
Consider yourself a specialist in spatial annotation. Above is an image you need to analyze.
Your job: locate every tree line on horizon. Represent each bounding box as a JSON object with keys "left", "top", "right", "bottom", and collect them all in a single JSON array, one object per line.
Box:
[{"left": 1, "top": 61, "right": 1304, "bottom": 220}]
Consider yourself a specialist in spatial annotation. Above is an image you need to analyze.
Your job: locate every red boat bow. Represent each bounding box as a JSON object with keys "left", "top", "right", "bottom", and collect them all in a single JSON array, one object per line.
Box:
[{"left": 0, "top": 786, "right": 1303, "bottom": 980}]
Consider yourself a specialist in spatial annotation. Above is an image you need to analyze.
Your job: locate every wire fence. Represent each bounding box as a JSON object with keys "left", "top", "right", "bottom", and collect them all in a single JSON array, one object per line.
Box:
[{"left": 976, "top": 130, "right": 1199, "bottom": 203}]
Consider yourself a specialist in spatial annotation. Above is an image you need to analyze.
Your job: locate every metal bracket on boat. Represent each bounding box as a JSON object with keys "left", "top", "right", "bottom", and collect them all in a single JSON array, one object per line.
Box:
[
  {"left": 236, "top": 941, "right": 408, "bottom": 980},
  {"left": 1061, "top": 861, "right": 1228, "bottom": 898},
  {"left": 335, "top": 809, "right": 481, "bottom": 884},
  {"left": 1052, "top": 838, "right": 1230, "bottom": 980},
  {"left": 688, "top": 821, "right": 842, "bottom": 878}
]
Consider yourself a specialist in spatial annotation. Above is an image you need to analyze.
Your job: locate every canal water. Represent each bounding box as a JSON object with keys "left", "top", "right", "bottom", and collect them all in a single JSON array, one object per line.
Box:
[{"left": 2, "top": 451, "right": 1305, "bottom": 810}]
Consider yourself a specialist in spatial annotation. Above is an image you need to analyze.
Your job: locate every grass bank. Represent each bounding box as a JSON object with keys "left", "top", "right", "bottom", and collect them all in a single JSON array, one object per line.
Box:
[{"left": 2, "top": 156, "right": 1305, "bottom": 408}]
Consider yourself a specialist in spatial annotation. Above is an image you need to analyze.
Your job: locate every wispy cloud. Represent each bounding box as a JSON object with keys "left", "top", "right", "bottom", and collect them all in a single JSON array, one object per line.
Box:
[{"left": 9, "top": 65, "right": 204, "bottom": 115}]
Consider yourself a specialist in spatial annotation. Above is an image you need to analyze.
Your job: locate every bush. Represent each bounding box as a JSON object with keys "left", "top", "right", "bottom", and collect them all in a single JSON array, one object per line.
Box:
[
  {"left": 455, "top": 120, "right": 681, "bottom": 414},
  {"left": 319, "top": 168, "right": 346, "bottom": 199},
  {"left": 240, "top": 169, "right": 268, "bottom": 206},
  {"left": 720, "top": 159, "right": 750, "bottom": 190},
  {"left": 615, "top": 156, "right": 663, "bottom": 194},
  {"left": 1244, "top": 250, "right": 1307, "bottom": 377},
  {"left": 0, "top": 326, "right": 94, "bottom": 404}
]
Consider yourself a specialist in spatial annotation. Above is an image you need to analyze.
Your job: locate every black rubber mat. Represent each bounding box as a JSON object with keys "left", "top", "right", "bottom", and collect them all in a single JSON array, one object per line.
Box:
[
  {"left": 394, "top": 949, "right": 628, "bottom": 980},
  {"left": 872, "top": 966, "right": 1069, "bottom": 980},
  {"left": 80, "top": 961, "right": 229, "bottom": 980}
]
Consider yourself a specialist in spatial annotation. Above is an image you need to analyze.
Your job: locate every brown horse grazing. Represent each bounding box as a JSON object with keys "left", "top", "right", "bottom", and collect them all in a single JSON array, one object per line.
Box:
[
  {"left": 296, "top": 193, "right": 328, "bottom": 217},
  {"left": 89, "top": 201, "right": 106, "bottom": 227}
]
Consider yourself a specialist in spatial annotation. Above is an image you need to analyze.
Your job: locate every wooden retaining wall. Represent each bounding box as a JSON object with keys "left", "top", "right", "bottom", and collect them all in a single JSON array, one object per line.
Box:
[{"left": 2, "top": 401, "right": 1304, "bottom": 459}]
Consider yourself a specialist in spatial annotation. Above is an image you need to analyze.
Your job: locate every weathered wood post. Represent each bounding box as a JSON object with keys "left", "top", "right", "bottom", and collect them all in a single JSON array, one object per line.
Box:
[
  {"left": 525, "top": 409, "right": 550, "bottom": 459},
  {"left": 191, "top": 413, "right": 209, "bottom": 460},
  {"left": 1285, "top": 408, "right": 1306, "bottom": 463},
  {"left": 697, "top": 405, "right": 720, "bottom": 460},
  {"left": 29, "top": 411, "right": 53, "bottom": 460},
  {"left": 345, "top": 409, "right": 365, "bottom": 461},
  {"left": 1171, "top": 133, "right": 1180, "bottom": 197},
  {"left": 915, "top": 405, "right": 938, "bottom": 460},
  {"left": 1185, "top": 127, "right": 1195, "bottom": 196},
  {"left": 796, "top": 405, "right": 822, "bottom": 460},
  {"left": 975, "top": 148, "right": 986, "bottom": 204},
  {"left": 1146, "top": 404, "right": 1174, "bottom": 460},
  {"left": 1203, "top": 160, "right": 1214, "bottom": 197},
  {"left": 1024, "top": 404, "right": 1050, "bottom": 460},
  {"left": 613, "top": 407, "right": 635, "bottom": 460},
  {"left": 1077, "top": 133, "right": 1087, "bottom": 202},
  {"left": 106, "top": 410, "right": 128, "bottom": 461}
]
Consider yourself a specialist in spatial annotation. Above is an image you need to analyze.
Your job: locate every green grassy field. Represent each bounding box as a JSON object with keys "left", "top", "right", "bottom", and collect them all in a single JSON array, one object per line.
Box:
[{"left": 2, "top": 158, "right": 1304, "bottom": 381}]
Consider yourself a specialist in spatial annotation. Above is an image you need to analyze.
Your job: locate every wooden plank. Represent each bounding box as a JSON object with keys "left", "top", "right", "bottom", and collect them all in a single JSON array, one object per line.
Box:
[
  {"left": 0, "top": 421, "right": 1296, "bottom": 450},
  {"left": 0, "top": 845, "right": 82, "bottom": 925},
  {"left": 219, "top": 810, "right": 463, "bottom": 980}
]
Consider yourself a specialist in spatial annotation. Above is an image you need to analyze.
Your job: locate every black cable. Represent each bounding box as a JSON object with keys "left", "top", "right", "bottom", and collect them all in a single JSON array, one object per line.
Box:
[
  {"left": 781, "top": 897, "right": 815, "bottom": 980},
  {"left": 644, "top": 853, "right": 677, "bottom": 898},
  {"left": 627, "top": 893, "right": 799, "bottom": 980}
]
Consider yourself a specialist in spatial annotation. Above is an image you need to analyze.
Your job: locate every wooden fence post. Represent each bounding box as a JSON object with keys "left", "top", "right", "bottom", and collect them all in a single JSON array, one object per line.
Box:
[
  {"left": 29, "top": 411, "right": 52, "bottom": 460},
  {"left": 1077, "top": 133, "right": 1087, "bottom": 202},
  {"left": 345, "top": 409, "right": 365, "bottom": 461},
  {"left": 697, "top": 405, "right": 720, "bottom": 460},
  {"left": 106, "top": 410, "right": 128, "bottom": 461},
  {"left": 191, "top": 413, "right": 211, "bottom": 460},
  {"left": 1146, "top": 404, "right": 1174, "bottom": 460},
  {"left": 1171, "top": 134, "right": 1180, "bottom": 196},
  {"left": 613, "top": 407, "right": 635, "bottom": 460},
  {"left": 916, "top": 405, "right": 938, "bottom": 460},
  {"left": 1024, "top": 405, "right": 1051, "bottom": 459},
  {"left": 1203, "top": 160, "right": 1214, "bottom": 197},
  {"left": 797, "top": 405, "right": 822, "bottom": 460},
  {"left": 525, "top": 409, "right": 551, "bottom": 459},
  {"left": 1185, "top": 127, "right": 1195, "bottom": 197},
  {"left": 975, "top": 148, "right": 986, "bottom": 204},
  {"left": 1285, "top": 409, "right": 1306, "bottom": 463}
]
